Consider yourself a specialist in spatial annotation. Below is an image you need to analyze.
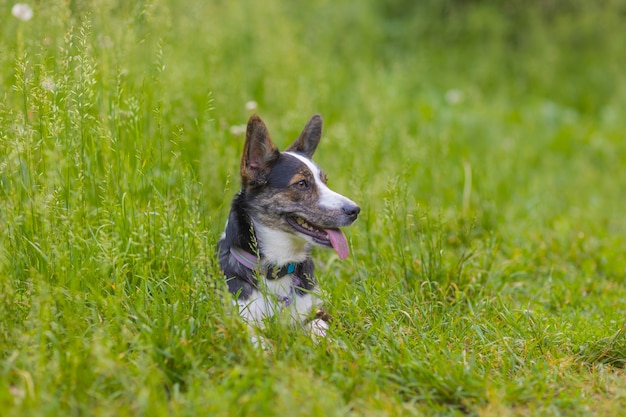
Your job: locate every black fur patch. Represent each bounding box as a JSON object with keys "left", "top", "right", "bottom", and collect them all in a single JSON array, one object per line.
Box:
[{"left": 266, "top": 153, "right": 314, "bottom": 189}]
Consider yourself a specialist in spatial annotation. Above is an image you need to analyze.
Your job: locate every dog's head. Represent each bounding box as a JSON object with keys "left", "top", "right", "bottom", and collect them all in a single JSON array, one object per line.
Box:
[{"left": 240, "top": 114, "right": 360, "bottom": 259}]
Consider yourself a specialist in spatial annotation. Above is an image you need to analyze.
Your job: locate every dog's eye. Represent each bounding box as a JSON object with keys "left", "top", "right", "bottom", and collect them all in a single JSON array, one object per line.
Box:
[{"left": 295, "top": 179, "right": 308, "bottom": 189}]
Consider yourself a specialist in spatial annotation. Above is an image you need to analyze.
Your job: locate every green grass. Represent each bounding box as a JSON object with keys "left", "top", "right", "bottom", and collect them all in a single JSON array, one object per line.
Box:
[{"left": 2, "top": 0, "right": 626, "bottom": 415}]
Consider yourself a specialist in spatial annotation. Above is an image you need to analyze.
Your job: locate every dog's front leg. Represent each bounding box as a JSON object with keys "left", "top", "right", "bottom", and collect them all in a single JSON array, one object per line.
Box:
[
  {"left": 308, "top": 317, "right": 329, "bottom": 339},
  {"left": 237, "top": 289, "right": 275, "bottom": 349},
  {"left": 289, "top": 291, "right": 331, "bottom": 341},
  {"left": 308, "top": 308, "right": 332, "bottom": 339}
]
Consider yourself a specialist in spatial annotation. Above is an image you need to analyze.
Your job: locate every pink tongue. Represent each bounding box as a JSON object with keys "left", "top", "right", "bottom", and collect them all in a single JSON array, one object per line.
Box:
[{"left": 325, "top": 228, "right": 349, "bottom": 260}]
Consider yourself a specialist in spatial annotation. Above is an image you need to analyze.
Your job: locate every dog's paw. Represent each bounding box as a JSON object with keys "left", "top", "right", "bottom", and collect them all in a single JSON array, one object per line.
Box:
[{"left": 309, "top": 317, "right": 329, "bottom": 340}]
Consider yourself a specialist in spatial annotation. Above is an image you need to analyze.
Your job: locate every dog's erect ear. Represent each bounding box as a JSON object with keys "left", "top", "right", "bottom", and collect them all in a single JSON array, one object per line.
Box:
[
  {"left": 285, "top": 114, "right": 323, "bottom": 158},
  {"left": 241, "top": 115, "right": 279, "bottom": 187}
]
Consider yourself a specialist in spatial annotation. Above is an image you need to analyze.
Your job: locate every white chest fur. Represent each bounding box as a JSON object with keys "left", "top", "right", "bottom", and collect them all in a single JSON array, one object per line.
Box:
[
  {"left": 251, "top": 222, "right": 311, "bottom": 265},
  {"left": 238, "top": 274, "right": 320, "bottom": 325}
]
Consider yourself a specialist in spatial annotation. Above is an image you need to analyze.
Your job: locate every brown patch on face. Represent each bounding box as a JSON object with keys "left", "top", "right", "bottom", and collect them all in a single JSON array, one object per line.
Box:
[
  {"left": 288, "top": 172, "right": 308, "bottom": 187},
  {"left": 246, "top": 154, "right": 318, "bottom": 226},
  {"left": 280, "top": 166, "right": 319, "bottom": 204}
]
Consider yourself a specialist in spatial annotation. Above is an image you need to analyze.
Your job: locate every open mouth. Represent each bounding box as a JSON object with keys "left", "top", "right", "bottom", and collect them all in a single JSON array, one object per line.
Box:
[{"left": 287, "top": 216, "right": 350, "bottom": 259}]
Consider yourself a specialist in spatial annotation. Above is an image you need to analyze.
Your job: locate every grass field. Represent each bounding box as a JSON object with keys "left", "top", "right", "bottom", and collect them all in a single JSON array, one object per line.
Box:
[{"left": 1, "top": 0, "right": 626, "bottom": 415}]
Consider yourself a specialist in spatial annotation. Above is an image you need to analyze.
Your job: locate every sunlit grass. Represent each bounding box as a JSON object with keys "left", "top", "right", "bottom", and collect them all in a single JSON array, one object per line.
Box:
[{"left": 1, "top": 0, "right": 626, "bottom": 415}]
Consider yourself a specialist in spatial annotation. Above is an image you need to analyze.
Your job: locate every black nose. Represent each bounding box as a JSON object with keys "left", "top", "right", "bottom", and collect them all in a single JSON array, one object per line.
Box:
[{"left": 342, "top": 204, "right": 361, "bottom": 220}]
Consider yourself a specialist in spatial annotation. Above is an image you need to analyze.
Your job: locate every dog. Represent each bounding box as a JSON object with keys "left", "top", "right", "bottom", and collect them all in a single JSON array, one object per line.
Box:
[{"left": 218, "top": 114, "right": 360, "bottom": 342}]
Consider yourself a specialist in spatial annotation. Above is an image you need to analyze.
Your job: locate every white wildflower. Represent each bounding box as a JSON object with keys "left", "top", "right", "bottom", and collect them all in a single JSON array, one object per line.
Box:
[
  {"left": 12, "top": 3, "right": 33, "bottom": 21},
  {"left": 41, "top": 76, "right": 55, "bottom": 92},
  {"left": 445, "top": 89, "right": 464, "bottom": 105},
  {"left": 230, "top": 124, "right": 246, "bottom": 136},
  {"left": 99, "top": 35, "right": 113, "bottom": 49},
  {"left": 245, "top": 100, "right": 258, "bottom": 111}
]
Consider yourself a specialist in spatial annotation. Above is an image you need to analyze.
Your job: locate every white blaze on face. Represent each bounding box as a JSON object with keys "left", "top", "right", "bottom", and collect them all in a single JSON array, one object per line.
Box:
[{"left": 285, "top": 152, "right": 357, "bottom": 210}]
